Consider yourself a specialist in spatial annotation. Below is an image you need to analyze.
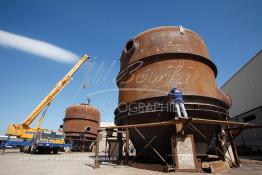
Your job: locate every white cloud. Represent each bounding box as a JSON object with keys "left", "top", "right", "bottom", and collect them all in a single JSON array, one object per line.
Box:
[{"left": 0, "top": 30, "right": 79, "bottom": 63}]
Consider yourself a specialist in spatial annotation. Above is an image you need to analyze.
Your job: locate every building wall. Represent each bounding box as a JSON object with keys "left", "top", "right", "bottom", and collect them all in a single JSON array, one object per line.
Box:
[
  {"left": 222, "top": 50, "right": 262, "bottom": 117},
  {"left": 234, "top": 107, "right": 262, "bottom": 152},
  {"left": 221, "top": 50, "right": 262, "bottom": 153}
]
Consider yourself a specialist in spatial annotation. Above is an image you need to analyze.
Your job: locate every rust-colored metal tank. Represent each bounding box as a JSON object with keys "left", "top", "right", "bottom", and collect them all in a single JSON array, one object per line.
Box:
[
  {"left": 63, "top": 104, "right": 100, "bottom": 151},
  {"left": 115, "top": 26, "right": 231, "bottom": 160}
]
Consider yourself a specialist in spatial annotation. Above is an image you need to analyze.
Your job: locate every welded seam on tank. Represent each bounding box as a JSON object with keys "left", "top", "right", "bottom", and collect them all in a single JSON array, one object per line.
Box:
[
  {"left": 117, "top": 53, "right": 218, "bottom": 81},
  {"left": 115, "top": 105, "right": 229, "bottom": 121},
  {"left": 63, "top": 117, "right": 99, "bottom": 123},
  {"left": 115, "top": 95, "right": 228, "bottom": 112}
]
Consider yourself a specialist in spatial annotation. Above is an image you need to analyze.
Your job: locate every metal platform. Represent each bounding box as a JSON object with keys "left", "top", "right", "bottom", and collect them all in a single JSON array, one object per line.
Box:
[{"left": 93, "top": 117, "right": 260, "bottom": 172}]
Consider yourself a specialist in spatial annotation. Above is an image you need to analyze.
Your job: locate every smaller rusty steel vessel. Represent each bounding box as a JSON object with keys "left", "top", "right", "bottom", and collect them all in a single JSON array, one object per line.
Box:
[{"left": 63, "top": 103, "right": 100, "bottom": 151}]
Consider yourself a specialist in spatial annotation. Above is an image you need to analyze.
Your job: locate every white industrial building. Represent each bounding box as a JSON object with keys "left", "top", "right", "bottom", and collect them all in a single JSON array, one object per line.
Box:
[{"left": 222, "top": 50, "right": 262, "bottom": 153}]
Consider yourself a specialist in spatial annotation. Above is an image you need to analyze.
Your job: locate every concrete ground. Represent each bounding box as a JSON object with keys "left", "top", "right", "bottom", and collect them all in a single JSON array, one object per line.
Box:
[{"left": 0, "top": 149, "right": 262, "bottom": 175}]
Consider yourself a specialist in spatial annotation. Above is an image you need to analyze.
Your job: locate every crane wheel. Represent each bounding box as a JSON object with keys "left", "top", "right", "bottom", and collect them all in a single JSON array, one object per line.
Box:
[
  {"left": 53, "top": 149, "right": 59, "bottom": 154},
  {"left": 30, "top": 145, "right": 36, "bottom": 154}
]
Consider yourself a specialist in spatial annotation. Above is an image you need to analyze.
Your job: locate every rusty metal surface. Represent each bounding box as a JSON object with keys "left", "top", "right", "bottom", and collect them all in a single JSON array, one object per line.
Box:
[
  {"left": 120, "top": 26, "right": 210, "bottom": 68},
  {"left": 117, "top": 26, "right": 230, "bottom": 108},
  {"left": 63, "top": 104, "right": 100, "bottom": 139},
  {"left": 115, "top": 26, "right": 232, "bottom": 159}
]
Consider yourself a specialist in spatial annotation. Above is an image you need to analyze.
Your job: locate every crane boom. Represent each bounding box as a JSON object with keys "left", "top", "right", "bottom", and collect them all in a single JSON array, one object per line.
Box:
[
  {"left": 22, "top": 54, "right": 89, "bottom": 127},
  {"left": 6, "top": 54, "right": 89, "bottom": 139}
]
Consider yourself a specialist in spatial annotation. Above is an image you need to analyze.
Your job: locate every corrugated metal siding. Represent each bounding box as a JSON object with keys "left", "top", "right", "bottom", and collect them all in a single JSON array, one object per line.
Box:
[{"left": 222, "top": 50, "right": 262, "bottom": 117}]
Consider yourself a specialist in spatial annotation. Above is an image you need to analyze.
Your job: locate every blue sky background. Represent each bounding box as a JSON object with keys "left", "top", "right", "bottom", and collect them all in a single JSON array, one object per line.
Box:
[{"left": 0, "top": 0, "right": 261, "bottom": 134}]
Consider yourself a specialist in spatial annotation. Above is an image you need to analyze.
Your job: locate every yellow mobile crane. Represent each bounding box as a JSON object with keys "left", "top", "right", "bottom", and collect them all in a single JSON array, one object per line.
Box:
[{"left": 5, "top": 54, "right": 89, "bottom": 139}]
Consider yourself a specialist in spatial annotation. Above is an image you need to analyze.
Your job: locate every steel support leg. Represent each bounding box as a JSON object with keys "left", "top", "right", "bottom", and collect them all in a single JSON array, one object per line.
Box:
[
  {"left": 93, "top": 133, "right": 100, "bottom": 169},
  {"left": 125, "top": 129, "right": 129, "bottom": 164}
]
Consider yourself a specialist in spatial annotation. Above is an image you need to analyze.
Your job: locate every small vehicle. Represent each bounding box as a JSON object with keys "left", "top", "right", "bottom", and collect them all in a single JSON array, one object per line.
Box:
[{"left": 22, "top": 130, "right": 66, "bottom": 154}]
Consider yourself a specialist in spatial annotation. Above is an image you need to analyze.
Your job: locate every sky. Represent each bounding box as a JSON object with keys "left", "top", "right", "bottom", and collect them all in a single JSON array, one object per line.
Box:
[{"left": 0, "top": 0, "right": 261, "bottom": 134}]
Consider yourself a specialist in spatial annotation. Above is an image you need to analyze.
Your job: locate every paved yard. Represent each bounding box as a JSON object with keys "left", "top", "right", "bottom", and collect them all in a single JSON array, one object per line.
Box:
[{"left": 0, "top": 150, "right": 261, "bottom": 175}]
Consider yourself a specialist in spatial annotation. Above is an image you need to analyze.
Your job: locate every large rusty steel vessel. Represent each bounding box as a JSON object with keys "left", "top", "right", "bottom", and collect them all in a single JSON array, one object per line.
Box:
[
  {"left": 63, "top": 104, "right": 100, "bottom": 151},
  {"left": 114, "top": 26, "right": 231, "bottom": 161}
]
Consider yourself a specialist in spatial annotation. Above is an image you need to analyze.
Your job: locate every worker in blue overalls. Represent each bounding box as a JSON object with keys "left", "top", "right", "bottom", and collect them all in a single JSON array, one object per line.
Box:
[{"left": 169, "top": 87, "right": 188, "bottom": 119}]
